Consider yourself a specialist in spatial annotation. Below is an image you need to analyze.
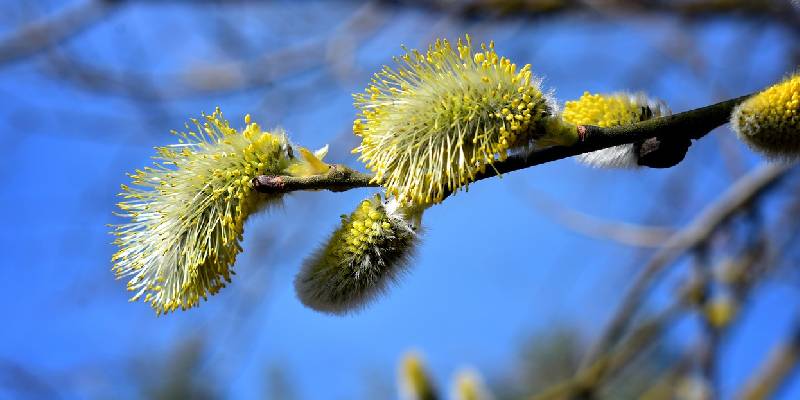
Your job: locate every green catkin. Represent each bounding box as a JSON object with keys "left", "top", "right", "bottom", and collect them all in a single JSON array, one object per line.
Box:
[{"left": 294, "top": 195, "right": 421, "bottom": 314}]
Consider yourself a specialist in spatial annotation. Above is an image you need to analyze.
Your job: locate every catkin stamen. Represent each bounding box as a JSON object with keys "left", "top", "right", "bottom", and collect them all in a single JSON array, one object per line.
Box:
[{"left": 111, "top": 110, "right": 293, "bottom": 315}]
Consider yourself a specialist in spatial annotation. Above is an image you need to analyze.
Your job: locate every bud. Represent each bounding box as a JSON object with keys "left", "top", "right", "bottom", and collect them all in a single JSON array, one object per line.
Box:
[
  {"left": 353, "top": 35, "right": 560, "bottom": 204},
  {"left": 731, "top": 74, "right": 800, "bottom": 158},
  {"left": 286, "top": 144, "right": 330, "bottom": 177},
  {"left": 111, "top": 109, "right": 293, "bottom": 315},
  {"left": 294, "top": 195, "right": 421, "bottom": 314},
  {"left": 450, "top": 368, "right": 493, "bottom": 400},
  {"left": 703, "top": 294, "right": 738, "bottom": 329},
  {"left": 562, "top": 92, "right": 670, "bottom": 168},
  {"left": 676, "top": 375, "right": 713, "bottom": 400},
  {"left": 398, "top": 351, "right": 438, "bottom": 400}
]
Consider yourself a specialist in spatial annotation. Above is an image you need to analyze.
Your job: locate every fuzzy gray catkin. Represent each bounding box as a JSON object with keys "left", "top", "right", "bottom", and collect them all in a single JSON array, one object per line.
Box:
[{"left": 295, "top": 195, "right": 421, "bottom": 314}]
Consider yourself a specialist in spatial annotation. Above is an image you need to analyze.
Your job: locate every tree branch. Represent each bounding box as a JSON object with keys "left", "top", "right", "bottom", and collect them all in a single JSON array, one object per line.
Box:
[
  {"left": 382, "top": 0, "right": 800, "bottom": 25},
  {"left": 582, "top": 162, "right": 795, "bottom": 368},
  {"left": 252, "top": 93, "right": 752, "bottom": 196},
  {"left": 530, "top": 299, "right": 687, "bottom": 400},
  {"left": 252, "top": 165, "right": 379, "bottom": 194},
  {"left": 739, "top": 315, "right": 800, "bottom": 400},
  {"left": 0, "top": 0, "right": 119, "bottom": 66},
  {"left": 519, "top": 186, "right": 675, "bottom": 248}
]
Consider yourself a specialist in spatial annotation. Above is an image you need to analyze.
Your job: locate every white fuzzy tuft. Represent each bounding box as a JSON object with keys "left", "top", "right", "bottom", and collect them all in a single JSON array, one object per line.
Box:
[
  {"left": 575, "top": 143, "right": 639, "bottom": 168},
  {"left": 563, "top": 92, "right": 670, "bottom": 169}
]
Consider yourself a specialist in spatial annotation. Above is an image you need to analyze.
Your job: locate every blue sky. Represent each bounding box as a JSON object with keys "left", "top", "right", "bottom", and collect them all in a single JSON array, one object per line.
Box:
[{"left": 1, "top": 1, "right": 799, "bottom": 399}]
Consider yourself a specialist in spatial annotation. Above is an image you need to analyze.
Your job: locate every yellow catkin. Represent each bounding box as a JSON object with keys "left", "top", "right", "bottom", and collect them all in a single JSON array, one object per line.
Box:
[
  {"left": 731, "top": 74, "right": 800, "bottom": 158},
  {"left": 353, "top": 35, "right": 560, "bottom": 205},
  {"left": 111, "top": 109, "right": 293, "bottom": 315},
  {"left": 562, "top": 91, "right": 670, "bottom": 168}
]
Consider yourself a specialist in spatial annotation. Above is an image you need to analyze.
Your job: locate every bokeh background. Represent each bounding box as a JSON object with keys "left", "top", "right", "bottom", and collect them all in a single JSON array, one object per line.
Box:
[{"left": 3, "top": 0, "right": 800, "bottom": 399}]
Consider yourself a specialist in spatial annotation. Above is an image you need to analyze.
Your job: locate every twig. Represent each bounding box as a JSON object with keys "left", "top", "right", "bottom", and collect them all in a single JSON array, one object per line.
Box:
[
  {"left": 530, "top": 300, "right": 686, "bottom": 400},
  {"left": 0, "top": 0, "right": 118, "bottom": 66},
  {"left": 694, "top": 247, "right": 720, "bottom": 400},
  {"left": 253, "top": 94, "right": 751, "bottom": 196},
  {"left": 638, "top": 350, "right": 695, "bottom": 400},
  {"left": 519, "top": 187, "right": 675, "bottom": 248},
  {"left": 252, "top": 165, "right": 379, "bottom": 194},
  {"left": 738, "top": 315, "right": 800, "bottom": 400},
  {"left": 42, "top": 1, "right": 386, "bottom": 100},
  {"left": 384, "top": 0, "right": 799, "bottom": 23}
]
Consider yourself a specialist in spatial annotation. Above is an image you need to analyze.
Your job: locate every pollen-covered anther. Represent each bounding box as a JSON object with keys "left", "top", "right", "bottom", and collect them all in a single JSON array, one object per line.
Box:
[
  {"left": 352, "top": 35, "right": 557, "bottom": 205},
  {"left": 294, "top": 195, "right": 421, "bottom": 315},
  {"left": 111, "top": 109, "right": 293, "bottom": 315},
  {"left": 731, "top": 74, "right": 800, "bottom": 158}
]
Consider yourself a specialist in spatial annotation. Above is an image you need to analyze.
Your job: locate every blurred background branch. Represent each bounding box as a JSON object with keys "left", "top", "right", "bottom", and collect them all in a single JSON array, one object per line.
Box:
[
  {"left": 0, "top": 0, "right": 119, "bottom": 66},
  {"left": 2, "top": 1, "right": 800, "bottom": 399}
]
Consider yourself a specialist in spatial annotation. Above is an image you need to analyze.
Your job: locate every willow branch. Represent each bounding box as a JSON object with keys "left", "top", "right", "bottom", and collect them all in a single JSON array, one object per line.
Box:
[
  {"left": 385, "top": 0, "right": 800, "bottom": 22},
  {"left": 582, "top": 162, "right": 795, "bottom": 368},
  {"left": 253, "top": 94, "right": 750, "bottom": 195},
  {"left": 252, "top": 165, "right": 380, "bottom": 193},
  {"left": 530, "top": 300, "right": 686, "bottom": 400}
]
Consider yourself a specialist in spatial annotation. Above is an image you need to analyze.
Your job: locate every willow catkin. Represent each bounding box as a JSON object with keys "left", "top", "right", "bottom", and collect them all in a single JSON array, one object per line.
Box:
[
  {"left": 353, "top": 35, "right": 564, "bottom": 205},
  {"left": 295, "top": 195, "right": 421, "bottom": 314}
]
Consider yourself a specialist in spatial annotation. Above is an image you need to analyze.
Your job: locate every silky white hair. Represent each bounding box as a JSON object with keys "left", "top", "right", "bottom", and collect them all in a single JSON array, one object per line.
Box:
[{"left": 574, "top": 93, "right": 670, "bottom": 169}]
